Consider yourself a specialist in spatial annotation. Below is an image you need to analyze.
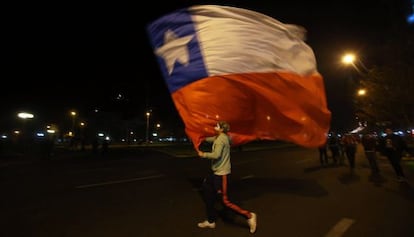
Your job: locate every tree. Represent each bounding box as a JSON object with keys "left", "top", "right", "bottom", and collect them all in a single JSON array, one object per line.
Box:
[{"left": 354, "top": 29, "right": 414, "bottom": 129}]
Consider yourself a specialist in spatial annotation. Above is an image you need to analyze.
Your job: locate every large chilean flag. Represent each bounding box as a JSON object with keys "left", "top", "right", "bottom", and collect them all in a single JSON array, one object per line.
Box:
[{"left": 147, "top": 5, "right": 331, "bottom": 150}]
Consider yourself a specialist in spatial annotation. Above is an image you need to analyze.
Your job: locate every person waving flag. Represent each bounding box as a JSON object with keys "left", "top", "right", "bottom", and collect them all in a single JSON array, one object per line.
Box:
[{"left": 147, "top": 5, "right": 331, "bottom": 150}]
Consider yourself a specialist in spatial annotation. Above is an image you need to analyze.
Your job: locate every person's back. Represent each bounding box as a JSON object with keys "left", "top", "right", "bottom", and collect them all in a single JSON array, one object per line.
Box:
[
  {"left": 204, "top": 132, "right": 232, "bottom": 175},
  {"left": 342, "top": 134, "right": 357, "bottom": 170},
  {"left": 362, "top": 134, "right": 377, "bottom": 151},
  {"left": 381, "top": 128, "right": 406, "bottom": 181},
  {"left": 382, "top": 129, "right": 405, "bottom": 154},
  {"left": 361, "top": 134, "right": 380, "bottom": 174},
  {"left": 328, "top": 134, "right": 340, "bottom": 164}
]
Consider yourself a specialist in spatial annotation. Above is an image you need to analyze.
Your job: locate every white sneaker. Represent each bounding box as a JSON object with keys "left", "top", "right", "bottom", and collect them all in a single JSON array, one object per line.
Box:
[
  {"left": 197, "top": 220, "right": 216, "bottom": 229},
  {"left": 247, "top": 212, "right": 257, "bottom": 233}
]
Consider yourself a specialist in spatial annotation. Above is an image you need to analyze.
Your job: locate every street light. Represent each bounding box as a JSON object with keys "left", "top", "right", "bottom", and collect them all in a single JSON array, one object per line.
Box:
[
  {"left": 341, "top": 53, "right": 369, "bottom": 132},
  {"left": 153, "top": 123, "right": 161, "bottom": 140},
  {"left": 357, "top": 88, "right": 367, "bottom": 96},
  {"left": 17, "top": 112, "right": 34, "bottom": 132},
  {"left": 17, "top": 112, "right": 34, "bottom": 150},
  {"left": 70, "top": 111, "right": 77, "bottom": 136},
  {"left": 341, "top": 53, "right": 368, "bottom": 75},
  {"left": 146, "top": 111, "right": 151, "bottom": 143},
  {"left": 17, "top": 112, "right": 34, "bottom": 119}
]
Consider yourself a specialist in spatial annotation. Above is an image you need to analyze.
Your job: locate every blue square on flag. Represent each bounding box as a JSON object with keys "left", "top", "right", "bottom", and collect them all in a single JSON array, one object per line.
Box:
[{"left": 147, "top": 8, "right": 208, "bottom": 93}]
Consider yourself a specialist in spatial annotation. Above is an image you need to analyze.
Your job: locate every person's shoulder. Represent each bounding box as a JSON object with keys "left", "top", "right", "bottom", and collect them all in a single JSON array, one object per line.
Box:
[{"left": 218, "top": 133, "right": 230, "bottom": 142}]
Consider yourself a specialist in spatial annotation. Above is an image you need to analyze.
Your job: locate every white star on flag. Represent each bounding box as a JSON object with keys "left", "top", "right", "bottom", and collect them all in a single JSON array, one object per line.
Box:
[{"left": 155, "top": 29, "right": 193, "bottom": 75}]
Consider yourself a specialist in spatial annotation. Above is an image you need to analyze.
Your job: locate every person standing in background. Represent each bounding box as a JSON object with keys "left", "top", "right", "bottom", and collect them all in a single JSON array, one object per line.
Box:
[
  {"left": 342, "top": 134, "right": 358, "bottom": 173},
  {"left": 361, "top": 133, "right": 380, "bottom": 175},
  {"left": 380, "top": 128, "right": 407, "bottom": 182},
  {"left": 318, "top": 138, "right": 329, "bottom": 167},
  {"left": 328, "top": 132, "right": 340, "bottom": 165}
]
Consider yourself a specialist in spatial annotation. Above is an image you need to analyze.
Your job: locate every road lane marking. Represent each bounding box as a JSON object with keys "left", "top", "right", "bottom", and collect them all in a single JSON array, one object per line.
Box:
[
  {"left": 240, "top": 175, "right": 255, "bottom": 180},
  {"left": 234, "top": 158, "right": 263, "bottom": 165},
  {"left": 325, "top": 218, "right": 355, "bottom": 237},
  {"left": 75, "top": 174, "right": 165, "bottom": 189},
  {"left": 295, "top": 158, "right": 313, "bottom": 164}
]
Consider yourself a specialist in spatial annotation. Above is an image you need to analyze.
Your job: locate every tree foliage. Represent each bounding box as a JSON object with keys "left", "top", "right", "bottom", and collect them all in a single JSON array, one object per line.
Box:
[{"left": 354, "top": 29, "right": 414, "bottom": 129}]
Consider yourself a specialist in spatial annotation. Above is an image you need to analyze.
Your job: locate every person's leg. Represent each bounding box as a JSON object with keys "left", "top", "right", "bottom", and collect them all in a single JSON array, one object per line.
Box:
[
  {"left": 319, "top": 149, "right": 324, "bottom": 165},
  {"left": 219, "top": 174, "right": 257, "bottom": 233},
  {"left": 201, "top": 174, "right": 218, "bottom": 223},
  {"left": 349, "top": 150, "right": 356, "bottom": 169},
  {"left": 345, "top": 151, "right": 351, "bottom": 167},
  {"left": 391, "top": 153, "right": 405, "bottom": 178},
  {"left": 323, "top": 149, "right": 328, "bottom": 164},
  {"left": 386, "top": 153, "right": 405, "bottom": 179},
  {"left": 366, "top": 152, "right": 380, "bottom": 174},
  {"left": 331, "top": 147, "right": 338, "bottom": 164}
]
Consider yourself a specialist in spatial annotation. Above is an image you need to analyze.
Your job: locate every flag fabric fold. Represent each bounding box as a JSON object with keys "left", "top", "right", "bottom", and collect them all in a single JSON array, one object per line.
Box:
[{"left": 147, "top": 5, "right": 331, "bottom": 150}]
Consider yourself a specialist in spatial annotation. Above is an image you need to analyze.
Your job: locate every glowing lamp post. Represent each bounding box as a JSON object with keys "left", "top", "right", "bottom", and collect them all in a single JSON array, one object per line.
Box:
[
  {"left": 70, "top": 111, "right": 77, "bottom": 136},
  {"left": 357, "top": 88, "right": 366, "bottom": 96},
  {"left": 18, "top": 112, "right": 34, "bottom": 120},
  {"left": 341, "top": 53, "right": 368, "bottom": 74},
  {"left": 17, "top": 112, "right": 34, "bottom": 147},
  {"left": 146, "top": 112, "right": 151, "bottom": 143},
  {"left": 17, "top": 112, "right": 34, "bottom": 131}
]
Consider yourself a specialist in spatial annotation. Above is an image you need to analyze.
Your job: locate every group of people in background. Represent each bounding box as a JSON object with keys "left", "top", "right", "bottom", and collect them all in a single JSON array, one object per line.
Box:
[{"left": 318, "top": 128, "right": 409, "bottom": 182}]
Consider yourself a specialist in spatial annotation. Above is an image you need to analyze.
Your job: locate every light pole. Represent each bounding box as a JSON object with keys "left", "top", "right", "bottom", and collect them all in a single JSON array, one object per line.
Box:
[
  {"left": 70, "top": 111, "right": 77, "bottom": 137},
  {"left": 342, "top": 53, "right": 370, "bottom": 131},
  {"left": 146, "top": 111, "right": 150, "bottom": 143},
  {"left": 17, "top": 112, "right": 34, "bottom": 151},
  {"left": 17, "top": 112, "right": 34, "bottom": 135},
  {"left": 153, "top": 123, "right": 161, "bottom": 141}
]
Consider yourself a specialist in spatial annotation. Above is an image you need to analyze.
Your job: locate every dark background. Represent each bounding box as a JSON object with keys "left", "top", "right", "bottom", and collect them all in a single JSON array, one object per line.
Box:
[{"left": 2, "top": 0, "right": 412, "bottom": 133}]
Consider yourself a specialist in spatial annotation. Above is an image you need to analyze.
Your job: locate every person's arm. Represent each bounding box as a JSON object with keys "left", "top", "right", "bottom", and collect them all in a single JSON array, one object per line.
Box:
[
  {"left": 205, "top": 136, "right": 216, "bottom": 143},
  {"left": 198, "top": 136, "right": 225, "bottom": 159},
  {"left": 202, "top": 142, "right": 224, "bottom": 159}
]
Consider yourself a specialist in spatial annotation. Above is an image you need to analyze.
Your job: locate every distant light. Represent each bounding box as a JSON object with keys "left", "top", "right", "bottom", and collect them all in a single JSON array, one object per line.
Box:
[
  {"left": 342, "top": 53, "right": 355, "bottom": 65},
  {"left": 357, "top": 89, "right": 366, "bottom": 96},
  {"left": 1, "top": 135, "right": 7, "bottom": 139},
  {"left": 36, "top": 133, "right": 45, "bottom": 137},
  {"left": 408, "top": 14, "right": 414, "bottom": 24},
  {"left": 98, "top": 133, "right": 104, "bottom": 137},
  {"left": 17, "top": 112, "right": 34, "bottom": 119},
  {"left": 47, "top": 129, "right": 56, "bottom": 134},
  {"left": 116, "top": 93, "right": 124, "bottom": 100}
]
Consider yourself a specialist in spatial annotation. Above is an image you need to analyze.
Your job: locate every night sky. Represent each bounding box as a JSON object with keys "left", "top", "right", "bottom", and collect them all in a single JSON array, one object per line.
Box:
[{"left": 2, "top": 0, "right": 412, "bottom": 133}]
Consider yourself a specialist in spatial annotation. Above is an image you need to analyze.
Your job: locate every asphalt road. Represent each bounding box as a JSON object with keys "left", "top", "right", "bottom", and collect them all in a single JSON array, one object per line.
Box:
[{"left": 1, "top": 144, "right": 413, "bottom": 237}]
